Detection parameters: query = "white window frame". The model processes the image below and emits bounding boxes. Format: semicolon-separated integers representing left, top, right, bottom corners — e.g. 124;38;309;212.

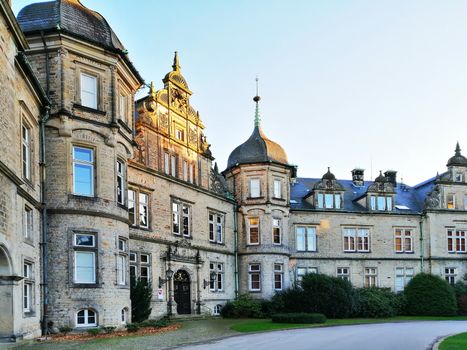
171;155;177;177
76;309;97;327
80;73;98;109
116;160;125;205
337;267;350;281
248;263;261;291
447;229;466;253
395;267;414;292
296;266;318;283
209;262;224;292
22;123;31;181
128;189;136;226
317;193;342;209
73;233;97;284
394;229;413;253
273;179;282;199
172;200;191;237
175;128;184;141
364;267;378;288
296;226;316;251
248;217;260;245
445;267;457;285
249;178;261;198
274;263;283;291
447;194;456;209
139;192;149;228
72;146;94;197
117;238;128;286
343;228;370;252
23;205;33;240
164;152;170;175
209;212;224;244
23;262;33;313
272;218;282;245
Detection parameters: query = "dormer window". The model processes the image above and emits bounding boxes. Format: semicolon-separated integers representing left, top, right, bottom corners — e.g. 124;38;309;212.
370;195;392;211
455;173;464;182
447;194;455;209
317;193;342;209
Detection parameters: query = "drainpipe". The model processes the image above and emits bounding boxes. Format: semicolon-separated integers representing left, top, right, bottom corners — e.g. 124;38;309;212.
40;30;50;336
419;215;424;273
232;177;239;298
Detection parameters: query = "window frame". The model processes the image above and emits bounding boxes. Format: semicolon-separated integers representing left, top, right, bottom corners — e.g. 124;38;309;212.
296;266;318;283
172;200;191;237
249;178;261;198
209;211;224;244
116;160;125;206
273;179;282;199
447;229;466;253
72;146;95;197
445;267;457;285
23;261;34;313
23;205;33;241
73;232;97;285
274;263;283;291
248;217;260;245
364;267;378;288
117;238;128;286
337;267;350;281
76;309;97;328
80;72;98;109
248;263;261;292
272;218;282;245
446;194;456;210
394;228;413;253
21;122;32;181
295;226;317;252
343;228;370;252
209;262;224;292
129;252;151;285
127;189;150;229
395;267;414;292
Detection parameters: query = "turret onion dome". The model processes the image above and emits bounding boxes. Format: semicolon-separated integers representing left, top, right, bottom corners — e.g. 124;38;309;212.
447;142;467;167
17;0;143;83
226;94;288;170
322;167;336;180
374;170;387;183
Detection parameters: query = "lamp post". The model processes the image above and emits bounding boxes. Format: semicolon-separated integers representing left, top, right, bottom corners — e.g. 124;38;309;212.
203;271;217;289
159;268;174;317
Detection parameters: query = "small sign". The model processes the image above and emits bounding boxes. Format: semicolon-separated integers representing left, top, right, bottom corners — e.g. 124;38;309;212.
157;289;164;300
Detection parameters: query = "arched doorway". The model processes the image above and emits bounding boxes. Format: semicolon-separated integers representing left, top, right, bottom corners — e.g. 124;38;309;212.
0;246;13;337
173;270;191;314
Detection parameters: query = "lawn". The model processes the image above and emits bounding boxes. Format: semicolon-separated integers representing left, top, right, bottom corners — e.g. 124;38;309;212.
439;332;467;350
230;316;467;333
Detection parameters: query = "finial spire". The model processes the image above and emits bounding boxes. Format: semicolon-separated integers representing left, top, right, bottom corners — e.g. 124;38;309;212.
253;76;261;127
149;81;155;96
172;51;180;71
455;141;461;156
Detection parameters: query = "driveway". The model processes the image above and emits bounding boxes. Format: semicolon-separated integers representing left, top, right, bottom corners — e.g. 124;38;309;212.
177;321;467;350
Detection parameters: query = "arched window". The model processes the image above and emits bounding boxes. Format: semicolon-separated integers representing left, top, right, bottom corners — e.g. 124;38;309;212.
213;304;222;316
76;309;97;327
121;308;128;324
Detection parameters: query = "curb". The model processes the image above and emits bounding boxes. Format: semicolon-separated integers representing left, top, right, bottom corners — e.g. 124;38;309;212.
431;334;450;350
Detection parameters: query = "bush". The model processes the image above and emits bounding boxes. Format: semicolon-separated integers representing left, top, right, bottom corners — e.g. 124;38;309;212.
220;294;263;318
300;273;356;318
59;326;73;335
405;273;457;316
126;323;140;333
86;328;101;336
130;278;152;323
355;288;397;318
272;313;326;324
140;318;170;328
100;326;116;334
454;274;467;315
270;288;305;314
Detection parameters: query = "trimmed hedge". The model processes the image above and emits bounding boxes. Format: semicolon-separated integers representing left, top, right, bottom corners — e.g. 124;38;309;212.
355;288;397;318
221;294;263;318
405;273;457;316
272;313;326;324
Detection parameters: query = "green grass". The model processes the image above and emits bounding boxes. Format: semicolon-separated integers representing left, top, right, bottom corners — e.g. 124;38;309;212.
439;332;467;350
230;316;467;333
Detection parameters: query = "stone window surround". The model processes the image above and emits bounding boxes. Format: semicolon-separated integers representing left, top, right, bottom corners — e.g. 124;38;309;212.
116;236;129;288
118;81;132;126
272;218;282;245
116;158;126;207
22;257;35;317
20;102;36;186
336;267;350;281
23;202;34;245
75;62;105;112
248;263;261;292
295;225;317;252
248;177;262;199
172;197;192;237
129;251;151;285
68;228;101;288
394;228;414;253
343;227;371;253
208;209;225;244
447;228;466;253
70;143;97;198
247;216;260;245
128;187;151;229
273;263;283;291
364;267;378;288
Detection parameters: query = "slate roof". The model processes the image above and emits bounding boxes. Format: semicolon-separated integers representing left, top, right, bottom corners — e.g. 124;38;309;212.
226;126;289;170
291;177;436;214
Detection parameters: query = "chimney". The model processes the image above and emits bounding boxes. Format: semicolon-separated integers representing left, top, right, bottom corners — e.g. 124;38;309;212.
384;170;397;187
351;168;364;186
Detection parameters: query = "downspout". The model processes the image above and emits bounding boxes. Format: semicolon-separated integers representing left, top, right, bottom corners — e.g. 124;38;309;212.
232;177;239;298
419;215;425;273
40;30;50;336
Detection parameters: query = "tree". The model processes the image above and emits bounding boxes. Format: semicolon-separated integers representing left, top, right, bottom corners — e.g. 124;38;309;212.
130;278;153;323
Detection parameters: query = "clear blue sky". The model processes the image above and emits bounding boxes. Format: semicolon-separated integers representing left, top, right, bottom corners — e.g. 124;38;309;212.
13;0;467;185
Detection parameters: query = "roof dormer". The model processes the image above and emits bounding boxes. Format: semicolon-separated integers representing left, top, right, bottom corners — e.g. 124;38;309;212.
307;168;344;209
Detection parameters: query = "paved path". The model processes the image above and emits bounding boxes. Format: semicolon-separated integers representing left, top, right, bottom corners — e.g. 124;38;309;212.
177;321;467;350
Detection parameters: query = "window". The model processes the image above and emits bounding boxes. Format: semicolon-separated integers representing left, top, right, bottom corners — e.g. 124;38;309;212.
23;206;33;240
272;219;282;245
183;161;188;181
189;163;194;183
249;178;261;198
296;267;318;283
209;212;224;244
128;190;136;225
445;267;457;285
364;267;377;287
248;264;261;291
395;229;413;253
119;94;127;123
273;179;282;199
213;304;222;316
337;267;350;281
248;217;259;245
80;73;97;109
139;193;149;228
456;173;463;182
23;262;33;313
127;189;150;228
76;309;96;327
343;228;369;252
130;252;151;285
317;193;342;209
198;159;202;185
296;226;316;251
172;200;191;237
447;194;456;209
395;267;414;292
121;308;128;324
74;233;96;284
171;155;177;177
117;238;128;286
164;152;169;174
370;195;392;211
73;146;94;196
447;229;466;253
22;124;31;181
209;262;224;292
116;160;125;205
274;264;283;290
175;129;184;141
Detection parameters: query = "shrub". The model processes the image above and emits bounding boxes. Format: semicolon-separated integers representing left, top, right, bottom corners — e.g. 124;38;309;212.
260;299;275;318
100;326;116;334
355;288;397;318
272;313;326;324
140;318;170;328
126;323;140;333
454;274;467;315
270;288;305;314
405;273;457;316
86;328;101;336
59;326;73;335
130;278;152;323
220;294;263;318
300;273;356;318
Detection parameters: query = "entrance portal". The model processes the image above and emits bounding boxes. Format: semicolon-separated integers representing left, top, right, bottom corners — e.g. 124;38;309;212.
173;270;191;314
0;246;13;337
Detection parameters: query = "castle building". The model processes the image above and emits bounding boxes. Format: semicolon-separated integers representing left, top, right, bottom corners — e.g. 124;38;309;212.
0;0;466;341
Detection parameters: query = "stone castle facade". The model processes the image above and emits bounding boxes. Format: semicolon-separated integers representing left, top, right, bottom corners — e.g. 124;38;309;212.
1;0;466;341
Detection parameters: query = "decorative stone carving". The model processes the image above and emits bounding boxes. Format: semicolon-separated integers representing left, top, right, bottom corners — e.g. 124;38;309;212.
425;185;441;209
58;115;72;137
210;163;227;195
